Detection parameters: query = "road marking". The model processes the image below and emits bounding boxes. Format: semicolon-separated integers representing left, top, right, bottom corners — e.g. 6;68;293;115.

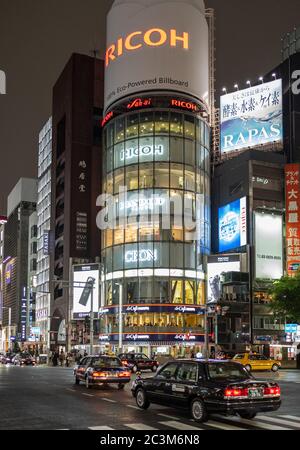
279;415;300;422
157;413;181;421
125;423;158;430
82;393;94;397
206;420;247;431
89;426;115;430
66;389;76;392
102;398;117;403
159;421;202;430
257;415;300;429
215;415;289;431
126;405;140;410
56;429;70;430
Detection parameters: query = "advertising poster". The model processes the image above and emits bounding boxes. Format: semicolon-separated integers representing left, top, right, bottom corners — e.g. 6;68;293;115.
73;264;99;319
218;197;247;252
254;212;283;280
220;79;283;154
207;255;241;304
285;164;300;276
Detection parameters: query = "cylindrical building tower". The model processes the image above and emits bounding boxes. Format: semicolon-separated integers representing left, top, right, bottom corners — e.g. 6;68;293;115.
100;0;211;358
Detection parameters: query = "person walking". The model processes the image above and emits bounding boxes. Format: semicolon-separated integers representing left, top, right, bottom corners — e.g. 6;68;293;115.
52;351;58;367
59;350;65;367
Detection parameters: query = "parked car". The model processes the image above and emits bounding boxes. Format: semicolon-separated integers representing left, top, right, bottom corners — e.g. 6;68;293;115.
74;355;131;389
12;353;36;366
118;353;159;373
132;359;281;422
232;353;281;372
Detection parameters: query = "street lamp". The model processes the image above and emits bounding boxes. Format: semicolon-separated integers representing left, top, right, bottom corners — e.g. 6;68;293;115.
222;87;227;95
259;76;264;84
246;80;251;87
234;84;239;91
272;73;277;80
3;307;12;352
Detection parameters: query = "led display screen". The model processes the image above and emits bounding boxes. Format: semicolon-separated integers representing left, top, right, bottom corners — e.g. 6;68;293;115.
218;197;247;252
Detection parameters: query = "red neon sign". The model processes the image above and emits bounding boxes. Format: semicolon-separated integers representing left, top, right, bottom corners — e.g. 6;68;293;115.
127;98;152;110
170;99;198;112
101;111;114;127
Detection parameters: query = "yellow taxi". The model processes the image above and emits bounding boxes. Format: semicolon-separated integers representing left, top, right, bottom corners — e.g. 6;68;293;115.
232;353;281;372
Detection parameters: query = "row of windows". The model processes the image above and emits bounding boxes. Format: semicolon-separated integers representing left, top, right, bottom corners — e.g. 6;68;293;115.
104;111;210;148
102;220;210;249
102;242;208;273
102;313;204;330
105;278;205;306
253;316;285;330
104;163;210;195
104;137;210;174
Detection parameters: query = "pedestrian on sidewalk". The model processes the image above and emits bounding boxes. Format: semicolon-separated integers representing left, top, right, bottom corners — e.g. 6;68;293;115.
59;350;65;367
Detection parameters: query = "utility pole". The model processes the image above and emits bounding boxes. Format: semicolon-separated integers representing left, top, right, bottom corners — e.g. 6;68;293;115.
89;278;95;356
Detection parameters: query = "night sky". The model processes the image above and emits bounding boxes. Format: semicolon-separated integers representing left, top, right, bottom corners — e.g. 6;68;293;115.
0;0;300;214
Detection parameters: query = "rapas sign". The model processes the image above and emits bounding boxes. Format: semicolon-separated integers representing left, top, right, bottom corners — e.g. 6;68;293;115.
220;79;283;154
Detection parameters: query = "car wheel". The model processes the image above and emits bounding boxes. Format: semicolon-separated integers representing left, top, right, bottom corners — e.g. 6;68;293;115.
85;376;92;389
239;411;257;420
74;376;80;385
132;365;138;373
118;383;125;390
245;364;252;372
151;365;158;372
271;364;279;372
136;388;150;410
190;398;208;423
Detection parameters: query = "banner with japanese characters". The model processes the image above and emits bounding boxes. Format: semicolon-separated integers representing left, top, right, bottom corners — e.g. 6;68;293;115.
285;164;300;276
220;79;283;154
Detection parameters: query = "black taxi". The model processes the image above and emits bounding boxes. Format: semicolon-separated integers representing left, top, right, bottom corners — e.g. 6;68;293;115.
74;355;131;390
132;359;281;422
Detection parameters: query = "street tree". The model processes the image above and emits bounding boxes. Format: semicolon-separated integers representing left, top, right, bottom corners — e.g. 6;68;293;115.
269;273;300;323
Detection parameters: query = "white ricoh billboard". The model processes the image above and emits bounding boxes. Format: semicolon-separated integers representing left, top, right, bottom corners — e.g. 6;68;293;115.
207;255;241;304
254;212;283;280
104;0;209;111
73;264;99;319
220;79;283;154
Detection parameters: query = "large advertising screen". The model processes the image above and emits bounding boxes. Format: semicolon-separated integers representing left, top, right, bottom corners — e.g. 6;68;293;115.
104;0;209;111
285;165;300;276
218;197;247;252
220;79;283;154
254;212;283;280
73;264;99;319
207;255;241;304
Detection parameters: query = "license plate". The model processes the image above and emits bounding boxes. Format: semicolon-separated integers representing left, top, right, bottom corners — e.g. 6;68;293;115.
248;388;263;399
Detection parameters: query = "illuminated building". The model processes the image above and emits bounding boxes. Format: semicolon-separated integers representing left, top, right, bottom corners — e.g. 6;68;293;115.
99;0;211;357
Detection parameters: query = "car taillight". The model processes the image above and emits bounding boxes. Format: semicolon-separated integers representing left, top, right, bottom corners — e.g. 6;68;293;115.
224;388;248;398
92;372;107;378
263;386;281;397
119;371;131;378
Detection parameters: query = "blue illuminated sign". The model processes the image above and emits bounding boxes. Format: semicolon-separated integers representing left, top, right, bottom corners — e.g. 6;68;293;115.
218;197;247;252
285;324;298;334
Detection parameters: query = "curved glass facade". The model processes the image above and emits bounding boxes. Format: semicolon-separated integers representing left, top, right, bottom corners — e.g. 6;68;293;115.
101;102;210;356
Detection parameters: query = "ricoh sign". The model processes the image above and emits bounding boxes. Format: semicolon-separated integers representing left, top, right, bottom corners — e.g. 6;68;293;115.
104;0;209;111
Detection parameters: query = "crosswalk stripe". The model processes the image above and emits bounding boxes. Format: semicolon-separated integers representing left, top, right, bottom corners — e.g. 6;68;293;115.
206;420;247;431
159;421;202;431
215;415;289;431
89;426;115;430
257;416;300;429
126;405;140;410
102;398;117;403
279;415;300;422
157;413;181;421
82;393;94;397
125;423;158;430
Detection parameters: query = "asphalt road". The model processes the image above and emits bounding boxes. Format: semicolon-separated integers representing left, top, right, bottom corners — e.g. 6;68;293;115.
0;365;300;430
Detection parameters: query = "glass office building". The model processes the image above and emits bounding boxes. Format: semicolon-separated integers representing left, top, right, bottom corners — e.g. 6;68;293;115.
100;94;211;357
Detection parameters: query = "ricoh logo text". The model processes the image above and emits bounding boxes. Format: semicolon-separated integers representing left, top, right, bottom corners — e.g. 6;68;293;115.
106;28;189;67
0;70;6;95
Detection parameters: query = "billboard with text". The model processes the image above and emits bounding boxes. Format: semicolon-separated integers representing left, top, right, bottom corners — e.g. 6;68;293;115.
218;197;247;252
221;79;283;154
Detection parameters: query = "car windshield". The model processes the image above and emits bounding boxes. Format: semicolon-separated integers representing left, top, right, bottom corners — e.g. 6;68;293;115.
207;363;250;381
91;357;121;368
